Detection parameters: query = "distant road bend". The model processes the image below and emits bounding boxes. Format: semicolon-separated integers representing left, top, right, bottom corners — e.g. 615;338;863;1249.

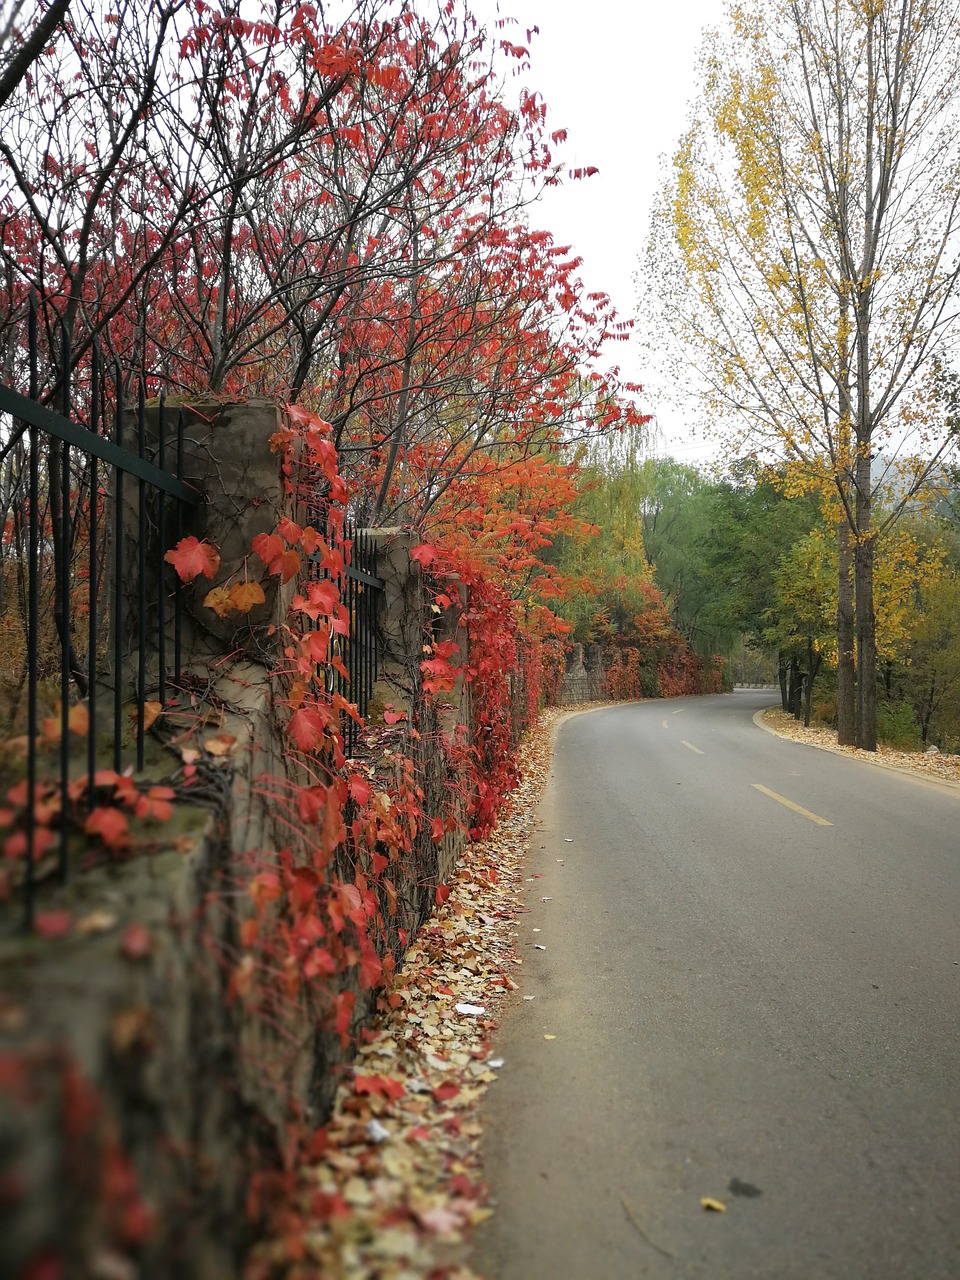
478;690;960;1280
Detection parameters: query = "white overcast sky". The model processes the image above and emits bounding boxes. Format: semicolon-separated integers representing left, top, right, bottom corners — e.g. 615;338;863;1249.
474;0;726;460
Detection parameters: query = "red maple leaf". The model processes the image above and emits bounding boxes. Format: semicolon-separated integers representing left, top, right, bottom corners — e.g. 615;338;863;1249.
164;536;220;583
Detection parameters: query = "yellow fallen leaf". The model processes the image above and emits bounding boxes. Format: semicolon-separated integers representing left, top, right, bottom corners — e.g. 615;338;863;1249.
701;1197;726;1212
543;1034;557;1040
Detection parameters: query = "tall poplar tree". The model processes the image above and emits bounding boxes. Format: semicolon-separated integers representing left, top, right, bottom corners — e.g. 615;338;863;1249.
651;0;960;749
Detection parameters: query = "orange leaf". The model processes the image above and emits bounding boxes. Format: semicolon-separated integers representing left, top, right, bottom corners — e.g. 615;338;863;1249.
230;580;266;613
203;733;237;757
68;702;89;735
164;536;220;583
203;586;235;618
140;701;163;731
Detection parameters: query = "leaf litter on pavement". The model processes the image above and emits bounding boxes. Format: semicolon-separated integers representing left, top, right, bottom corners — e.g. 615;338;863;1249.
247;706;583;1279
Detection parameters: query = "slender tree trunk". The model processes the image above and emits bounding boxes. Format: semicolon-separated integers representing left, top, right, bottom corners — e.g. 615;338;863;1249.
837;520;856;744
778;649;789;711
854;469;877;750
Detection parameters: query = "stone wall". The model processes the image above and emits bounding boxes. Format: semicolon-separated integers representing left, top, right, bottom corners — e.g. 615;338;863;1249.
559;643;607;705
0;405;473;1279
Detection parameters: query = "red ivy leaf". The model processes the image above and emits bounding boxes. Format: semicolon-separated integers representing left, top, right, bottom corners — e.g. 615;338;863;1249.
34;909;72;940
85;806;131;849
164;536;220;583
348;774;371;808
289;704;331;752
435;882;451;907
410;542;438;568
252;532;285;565
120;922;153;960
357;947;382;990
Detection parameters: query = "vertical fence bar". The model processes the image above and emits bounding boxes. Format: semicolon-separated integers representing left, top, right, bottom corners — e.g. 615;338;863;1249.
136;381;146;771
113;367;124;772
24;294;39;927
174;409;184;684
157;392;166;707
58;326;71;884
87;345;99;807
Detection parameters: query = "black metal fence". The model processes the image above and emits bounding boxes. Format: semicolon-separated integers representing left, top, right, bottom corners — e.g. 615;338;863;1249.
309;521;383;756
0;297;200;925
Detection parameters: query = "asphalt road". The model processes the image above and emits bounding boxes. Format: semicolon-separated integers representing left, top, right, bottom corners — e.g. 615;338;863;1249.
476;691;960;1279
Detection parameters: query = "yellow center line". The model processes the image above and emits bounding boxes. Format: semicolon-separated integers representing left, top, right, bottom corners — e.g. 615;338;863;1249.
752;784;833;827
661;719;669;729
681;739;704;755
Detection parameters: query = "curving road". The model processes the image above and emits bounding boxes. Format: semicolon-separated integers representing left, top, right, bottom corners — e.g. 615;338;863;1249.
476;691;960;1279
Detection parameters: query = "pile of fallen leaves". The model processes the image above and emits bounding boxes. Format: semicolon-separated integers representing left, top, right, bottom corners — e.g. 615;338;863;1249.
762;708;960;785
246;706;571;1280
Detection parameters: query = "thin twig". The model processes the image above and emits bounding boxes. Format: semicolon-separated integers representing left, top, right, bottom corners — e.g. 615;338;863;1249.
621;1196;675;1261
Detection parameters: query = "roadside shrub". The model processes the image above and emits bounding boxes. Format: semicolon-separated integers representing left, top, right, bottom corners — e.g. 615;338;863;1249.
876;699;921;750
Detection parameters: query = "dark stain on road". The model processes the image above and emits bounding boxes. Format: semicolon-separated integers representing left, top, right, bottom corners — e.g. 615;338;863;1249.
728;1177;763;1198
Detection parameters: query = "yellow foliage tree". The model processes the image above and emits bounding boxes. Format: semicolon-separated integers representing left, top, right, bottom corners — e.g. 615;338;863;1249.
651;0;960;749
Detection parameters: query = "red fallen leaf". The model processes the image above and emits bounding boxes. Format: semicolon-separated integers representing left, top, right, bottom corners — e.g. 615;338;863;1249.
432;1081;459;1103
309;1189;350;1221
355;1074;405;1102
304;1128;328;1161
164;536;220;583
448;1173;482;1197
410;542;438;568
435;882;451;907
120;923;152;960
34;909;72;940
406;1126;431;1144
85;806;131;849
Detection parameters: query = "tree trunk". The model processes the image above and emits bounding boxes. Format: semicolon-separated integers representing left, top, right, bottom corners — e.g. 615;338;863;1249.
803;637;821;728
778;649;789;711
837;521;856;745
